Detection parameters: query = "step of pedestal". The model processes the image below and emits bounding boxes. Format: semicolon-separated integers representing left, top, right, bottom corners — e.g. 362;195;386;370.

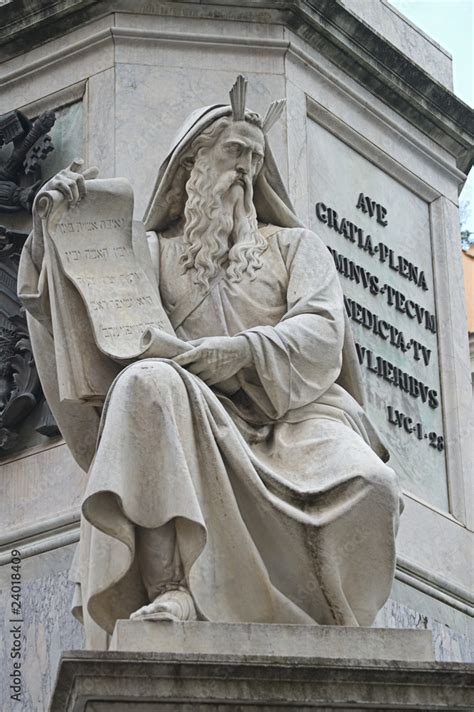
109;620;434;661
49;650;474;711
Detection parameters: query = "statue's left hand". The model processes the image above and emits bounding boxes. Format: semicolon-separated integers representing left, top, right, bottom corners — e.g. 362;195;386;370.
173;335;252;386
41;158;99;208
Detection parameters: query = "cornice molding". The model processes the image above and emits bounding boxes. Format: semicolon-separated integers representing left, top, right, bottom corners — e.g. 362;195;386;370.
0;510;80;566
0;1;472;171
0;0;99;58
306;87;461;200
286;0;473;173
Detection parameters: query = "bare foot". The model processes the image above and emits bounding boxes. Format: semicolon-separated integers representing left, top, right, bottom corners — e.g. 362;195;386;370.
130;587;197;622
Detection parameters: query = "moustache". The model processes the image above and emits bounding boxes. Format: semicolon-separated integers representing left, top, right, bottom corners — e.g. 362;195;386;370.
237;174;254;215
214;170;252;196
228;173;254;215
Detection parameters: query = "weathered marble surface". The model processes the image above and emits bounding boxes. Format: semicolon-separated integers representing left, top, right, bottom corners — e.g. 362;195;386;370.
110;619;434;661
49;649;474;711
341;0;453;89
307;117;447;509
375;598;473;663
0;442;85;536
36;174;173;369
0;545;84;712
2;550;471;712
0;7;471;710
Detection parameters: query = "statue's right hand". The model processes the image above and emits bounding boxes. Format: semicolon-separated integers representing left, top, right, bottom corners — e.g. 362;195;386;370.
41;158;99;208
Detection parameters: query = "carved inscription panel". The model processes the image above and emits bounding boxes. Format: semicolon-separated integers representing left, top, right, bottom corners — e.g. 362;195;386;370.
307;119;448;510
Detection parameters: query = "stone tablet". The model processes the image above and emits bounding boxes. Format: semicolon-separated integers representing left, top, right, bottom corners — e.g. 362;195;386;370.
37;178;174;361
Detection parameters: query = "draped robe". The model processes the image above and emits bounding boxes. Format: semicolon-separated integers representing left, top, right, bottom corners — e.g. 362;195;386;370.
19;218;402;647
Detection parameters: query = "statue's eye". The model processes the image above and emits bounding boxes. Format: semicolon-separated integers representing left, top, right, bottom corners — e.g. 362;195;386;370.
226;143;241;154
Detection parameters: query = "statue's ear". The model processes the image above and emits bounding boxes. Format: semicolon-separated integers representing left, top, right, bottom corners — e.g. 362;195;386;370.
180;154;194;171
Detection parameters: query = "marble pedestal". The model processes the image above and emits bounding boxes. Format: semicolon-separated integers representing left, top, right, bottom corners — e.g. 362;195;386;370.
49;622;474;710
109;620;434;661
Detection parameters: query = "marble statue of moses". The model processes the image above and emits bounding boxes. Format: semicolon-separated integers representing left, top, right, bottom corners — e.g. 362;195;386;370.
18;80;402;648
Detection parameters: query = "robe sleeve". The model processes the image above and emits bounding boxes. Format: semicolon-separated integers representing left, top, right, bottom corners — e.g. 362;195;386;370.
237;228;344;420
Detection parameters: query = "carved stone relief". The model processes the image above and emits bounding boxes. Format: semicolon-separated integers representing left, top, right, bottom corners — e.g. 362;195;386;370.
0;108;59;454
0;109;56;212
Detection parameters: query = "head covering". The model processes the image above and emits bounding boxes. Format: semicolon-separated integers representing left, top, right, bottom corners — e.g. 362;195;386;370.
143;105;304;232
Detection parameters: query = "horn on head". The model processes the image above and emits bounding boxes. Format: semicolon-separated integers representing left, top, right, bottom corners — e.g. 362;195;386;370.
263;99;286;133
230;75;248;121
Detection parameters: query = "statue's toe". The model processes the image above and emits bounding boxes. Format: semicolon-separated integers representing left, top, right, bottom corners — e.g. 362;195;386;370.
130;588;197;622
129;602;155;620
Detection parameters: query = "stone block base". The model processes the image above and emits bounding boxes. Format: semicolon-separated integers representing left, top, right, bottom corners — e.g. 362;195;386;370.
109;620;435;661
49;651;474;711
49;622;474;710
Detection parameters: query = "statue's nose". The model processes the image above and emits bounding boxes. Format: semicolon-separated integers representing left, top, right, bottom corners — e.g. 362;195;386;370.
236;153;251;174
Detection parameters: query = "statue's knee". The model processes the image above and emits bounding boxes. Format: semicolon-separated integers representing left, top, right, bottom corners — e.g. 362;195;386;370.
150;361;187;398
115;361;151;390
114;360;185;400
364;461;399;502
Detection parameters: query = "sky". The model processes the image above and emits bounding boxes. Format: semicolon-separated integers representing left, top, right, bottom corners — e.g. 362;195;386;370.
388;0;474;236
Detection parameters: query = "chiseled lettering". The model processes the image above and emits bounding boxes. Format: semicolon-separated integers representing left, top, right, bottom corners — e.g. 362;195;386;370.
355;192;388;226
64;249;82;262
318;207;430;295
382;285;436;334
91;295;154;312
327;247;379;295
411;340;432;366
101;321;156;339
315;202;327;223
377;242;428;291
84;247;109;260
355;342;439;409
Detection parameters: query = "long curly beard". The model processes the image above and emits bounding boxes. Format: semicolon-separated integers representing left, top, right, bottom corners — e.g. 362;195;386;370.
180;151;267;290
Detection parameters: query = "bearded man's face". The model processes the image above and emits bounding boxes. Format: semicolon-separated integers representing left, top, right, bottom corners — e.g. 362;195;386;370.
209;121;265;189
180;120;268;289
